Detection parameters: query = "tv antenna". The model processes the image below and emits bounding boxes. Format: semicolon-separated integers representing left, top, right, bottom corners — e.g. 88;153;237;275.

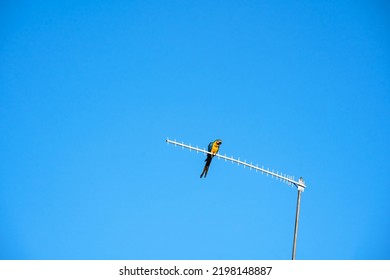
166;138;306;260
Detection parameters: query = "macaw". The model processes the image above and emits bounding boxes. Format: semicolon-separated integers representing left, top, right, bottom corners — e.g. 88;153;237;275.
200;139;222;178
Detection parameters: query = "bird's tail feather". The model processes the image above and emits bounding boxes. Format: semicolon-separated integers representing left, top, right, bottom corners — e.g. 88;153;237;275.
200;156;213;178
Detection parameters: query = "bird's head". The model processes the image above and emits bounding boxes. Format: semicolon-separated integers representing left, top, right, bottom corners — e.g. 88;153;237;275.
215;140;222;146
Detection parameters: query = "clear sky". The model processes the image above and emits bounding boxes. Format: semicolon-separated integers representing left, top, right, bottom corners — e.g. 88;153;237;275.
1;0;389;260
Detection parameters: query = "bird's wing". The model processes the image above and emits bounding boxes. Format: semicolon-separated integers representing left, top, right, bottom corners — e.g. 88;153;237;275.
207;142;213;152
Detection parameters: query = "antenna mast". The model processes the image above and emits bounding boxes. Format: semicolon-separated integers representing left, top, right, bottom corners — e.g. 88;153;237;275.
166;138;306;259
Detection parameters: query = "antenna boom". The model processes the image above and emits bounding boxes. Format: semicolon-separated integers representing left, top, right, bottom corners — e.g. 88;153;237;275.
166;138;306;190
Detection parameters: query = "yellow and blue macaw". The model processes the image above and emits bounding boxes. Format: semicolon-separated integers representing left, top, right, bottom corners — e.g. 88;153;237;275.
200;139;222;178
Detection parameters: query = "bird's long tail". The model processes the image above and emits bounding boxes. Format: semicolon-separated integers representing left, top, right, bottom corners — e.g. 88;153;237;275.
200;155;213;178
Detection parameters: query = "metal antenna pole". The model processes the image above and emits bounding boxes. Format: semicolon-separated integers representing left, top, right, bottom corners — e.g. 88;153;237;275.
292;177;305;260
166;138;307;259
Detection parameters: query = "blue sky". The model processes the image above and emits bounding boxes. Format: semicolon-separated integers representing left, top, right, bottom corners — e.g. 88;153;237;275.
1;0;389;260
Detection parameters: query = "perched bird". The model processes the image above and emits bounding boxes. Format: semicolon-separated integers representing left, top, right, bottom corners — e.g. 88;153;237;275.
200;139;222;178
